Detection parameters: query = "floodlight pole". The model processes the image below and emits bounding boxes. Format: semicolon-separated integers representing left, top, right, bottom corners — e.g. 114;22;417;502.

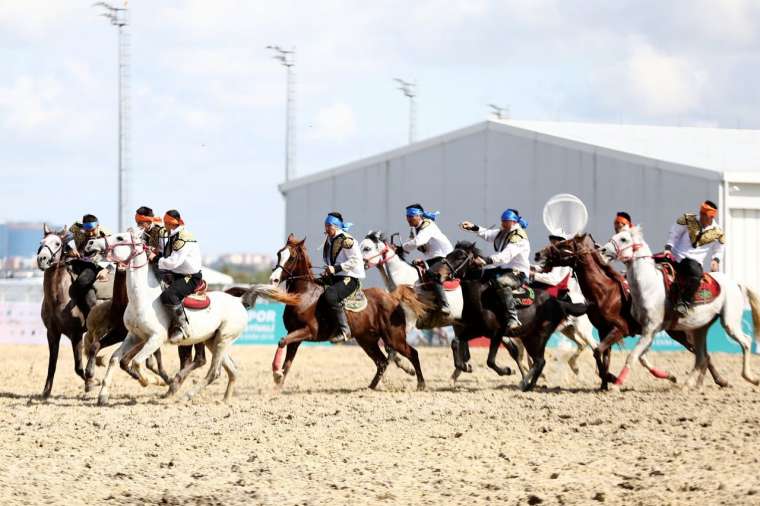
394;78;417;144
488;104;510;120
267;45;296;182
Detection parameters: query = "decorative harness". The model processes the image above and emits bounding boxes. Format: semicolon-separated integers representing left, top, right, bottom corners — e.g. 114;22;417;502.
37;233;65;267
99;235;151;269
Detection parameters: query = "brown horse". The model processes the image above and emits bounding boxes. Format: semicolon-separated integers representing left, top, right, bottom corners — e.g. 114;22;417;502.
534;234;727;389
249;234;429;390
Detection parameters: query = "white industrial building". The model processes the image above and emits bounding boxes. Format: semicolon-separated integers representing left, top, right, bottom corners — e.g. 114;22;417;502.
279;120;760;290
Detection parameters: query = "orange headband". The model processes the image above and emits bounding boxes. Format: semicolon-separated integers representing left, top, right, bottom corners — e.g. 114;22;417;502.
615;216;632;227
135;214;161;224
700;203;717;218
163;213;184;227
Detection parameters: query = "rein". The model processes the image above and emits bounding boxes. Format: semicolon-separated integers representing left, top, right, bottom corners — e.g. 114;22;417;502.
102;236;150;269
365;243;396;268
443;251;474;280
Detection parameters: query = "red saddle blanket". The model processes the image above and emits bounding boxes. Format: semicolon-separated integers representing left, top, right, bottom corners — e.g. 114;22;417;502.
513;285;537;307
442;279;460;291
657;262;721;305
183;280;210;310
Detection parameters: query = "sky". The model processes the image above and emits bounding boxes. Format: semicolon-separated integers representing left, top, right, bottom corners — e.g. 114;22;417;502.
2;0;760;255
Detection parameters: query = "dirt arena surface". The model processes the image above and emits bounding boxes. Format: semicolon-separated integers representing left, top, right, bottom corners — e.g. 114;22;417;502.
1;344;759;505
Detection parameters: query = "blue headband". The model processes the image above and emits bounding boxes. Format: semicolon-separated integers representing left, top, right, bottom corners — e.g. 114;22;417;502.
406;207;440;221
82;221;98;231
501;209;528;229
325;215;353;231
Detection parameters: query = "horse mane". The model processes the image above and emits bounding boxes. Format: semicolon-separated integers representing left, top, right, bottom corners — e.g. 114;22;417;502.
365;230;386;243
453;240;484;258
286;235;314;280
579;235;627;285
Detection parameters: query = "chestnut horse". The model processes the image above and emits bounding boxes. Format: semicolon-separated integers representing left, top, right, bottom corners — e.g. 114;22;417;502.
535;234;727;389
253;234;429;390
433;241;589;391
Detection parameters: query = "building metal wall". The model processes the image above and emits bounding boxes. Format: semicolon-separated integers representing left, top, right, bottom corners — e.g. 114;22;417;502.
283;124;721;288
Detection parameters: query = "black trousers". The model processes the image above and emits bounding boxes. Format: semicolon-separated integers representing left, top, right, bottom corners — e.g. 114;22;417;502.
323;276;360;310
424;256;445;281
69;260;102;299
482;268;525;289
676;258;703;302
160;272;202;306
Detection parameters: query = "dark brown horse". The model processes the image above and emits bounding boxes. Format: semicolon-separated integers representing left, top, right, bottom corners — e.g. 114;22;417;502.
248;234;429;390
433;241;588;391
534;234;727;389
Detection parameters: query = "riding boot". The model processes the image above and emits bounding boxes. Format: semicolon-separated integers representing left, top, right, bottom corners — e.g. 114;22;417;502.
496;285;521;332
675;275;701;317
77;289;98;320
329;309;352;344
166;303;190;344
432;282;451;315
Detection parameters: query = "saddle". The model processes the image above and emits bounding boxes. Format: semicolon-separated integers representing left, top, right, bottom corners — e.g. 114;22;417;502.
183;280;210;310
513;285;537;307
342;285;368;313
656;259;721;305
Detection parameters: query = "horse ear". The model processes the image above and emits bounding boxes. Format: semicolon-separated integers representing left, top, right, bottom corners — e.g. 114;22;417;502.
299;236;307;246
60;225;68;236
43;223;51;236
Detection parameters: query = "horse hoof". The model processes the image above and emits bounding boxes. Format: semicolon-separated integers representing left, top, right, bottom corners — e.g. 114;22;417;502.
273;370;284;385
668;374;678;384
416;382;426;391
97;395;109;406
95;356;107;367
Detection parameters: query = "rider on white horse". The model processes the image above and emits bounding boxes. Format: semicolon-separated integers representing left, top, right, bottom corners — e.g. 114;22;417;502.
146;210;203;344
321;212;365;343
614;211;633;234
460;209;530;332
664;200;724;316
66;214;111;319
400;204;453;314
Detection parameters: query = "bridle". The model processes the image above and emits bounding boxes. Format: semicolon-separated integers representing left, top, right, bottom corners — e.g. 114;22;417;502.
607;234;651;264
441;250;474;280
37;233;64;267
272;246;315;285
100;235;150;269
364;242;396;268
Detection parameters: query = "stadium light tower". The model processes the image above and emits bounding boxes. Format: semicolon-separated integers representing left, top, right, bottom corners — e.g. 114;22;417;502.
94;1;130;231
267;45;296;182
488;103;510;120
394;78;417;144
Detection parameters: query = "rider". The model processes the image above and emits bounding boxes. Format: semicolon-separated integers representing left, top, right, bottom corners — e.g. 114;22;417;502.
66;214;111;319
147;210;203;344
614;212;633;233
460;209;530;332
664;200;724;316
135;206;165;252
401;203;454;315
321;212;365;343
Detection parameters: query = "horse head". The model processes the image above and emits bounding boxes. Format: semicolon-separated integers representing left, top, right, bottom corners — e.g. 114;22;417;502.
601;226;644;264
361;230;389;269
270;233;311;285
36;224;67;271
534;234;593;270
434;241;483;280
85;229;143;265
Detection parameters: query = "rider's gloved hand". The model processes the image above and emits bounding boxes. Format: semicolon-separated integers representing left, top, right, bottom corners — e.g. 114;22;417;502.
459;221;477;231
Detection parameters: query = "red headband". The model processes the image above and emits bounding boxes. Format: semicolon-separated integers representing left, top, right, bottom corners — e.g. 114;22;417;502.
135;214;161;224
615;216;632;227
163;213;184;227
700;203;717;218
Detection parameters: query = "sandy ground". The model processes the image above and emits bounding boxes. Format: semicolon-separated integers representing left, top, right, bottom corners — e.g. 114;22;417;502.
1;343;760;506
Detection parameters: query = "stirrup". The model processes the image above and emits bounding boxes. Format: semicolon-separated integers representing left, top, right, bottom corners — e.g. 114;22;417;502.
329;331;351;344
673;301;689;317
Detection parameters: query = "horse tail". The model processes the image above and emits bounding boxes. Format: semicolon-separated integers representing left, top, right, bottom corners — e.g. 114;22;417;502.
742;286;760;345
390;285;429;319
238;284;301;309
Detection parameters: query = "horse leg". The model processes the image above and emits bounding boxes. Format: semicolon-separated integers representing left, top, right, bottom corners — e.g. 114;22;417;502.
502;337;528;379
273;327;311;384
130;334;168;387
637;350;677;382
69;332;86;382
486;334;513;377
98;333;142;406
166;345;205;397
722;319;759;386
221;352;238;402
184;338;227;401
614;332;655;387
386;342;415;376
146;349;172;386
451;337;473;374
560;325;585;376
119;341;144;381
519;339;547;392
84;338;101;392
42;329;62;399
594;329;622;390
386;327;426;390
280;341;302;386
682;329;709;389
356;338;390;390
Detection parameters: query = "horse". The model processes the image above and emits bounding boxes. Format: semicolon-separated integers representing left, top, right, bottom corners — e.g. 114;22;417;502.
36;225;89;398
260;234;429;390
601;226;760;388
85;230;249;405
360;230;597;377
432;241;588;391
535;234;728;389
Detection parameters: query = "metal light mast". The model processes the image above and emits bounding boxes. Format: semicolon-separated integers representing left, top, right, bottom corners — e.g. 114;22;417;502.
488;103;510;120
394;78;417;144
267;45;296;182
94;1;130;231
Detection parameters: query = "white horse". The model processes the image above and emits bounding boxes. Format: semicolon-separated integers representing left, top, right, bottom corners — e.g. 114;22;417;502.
85;230;249;405
360;231;596;376
602;225;760;388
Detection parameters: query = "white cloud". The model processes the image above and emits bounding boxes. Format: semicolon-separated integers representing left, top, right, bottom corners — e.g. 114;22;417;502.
0;76;64;131
307;103;357;142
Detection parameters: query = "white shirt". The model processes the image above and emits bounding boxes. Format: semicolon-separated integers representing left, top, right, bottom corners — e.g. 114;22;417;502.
532;265;572;286
158;227;202;275
323;233;366;279
666;220;724;270
472;224;531;277
402;219;453;261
